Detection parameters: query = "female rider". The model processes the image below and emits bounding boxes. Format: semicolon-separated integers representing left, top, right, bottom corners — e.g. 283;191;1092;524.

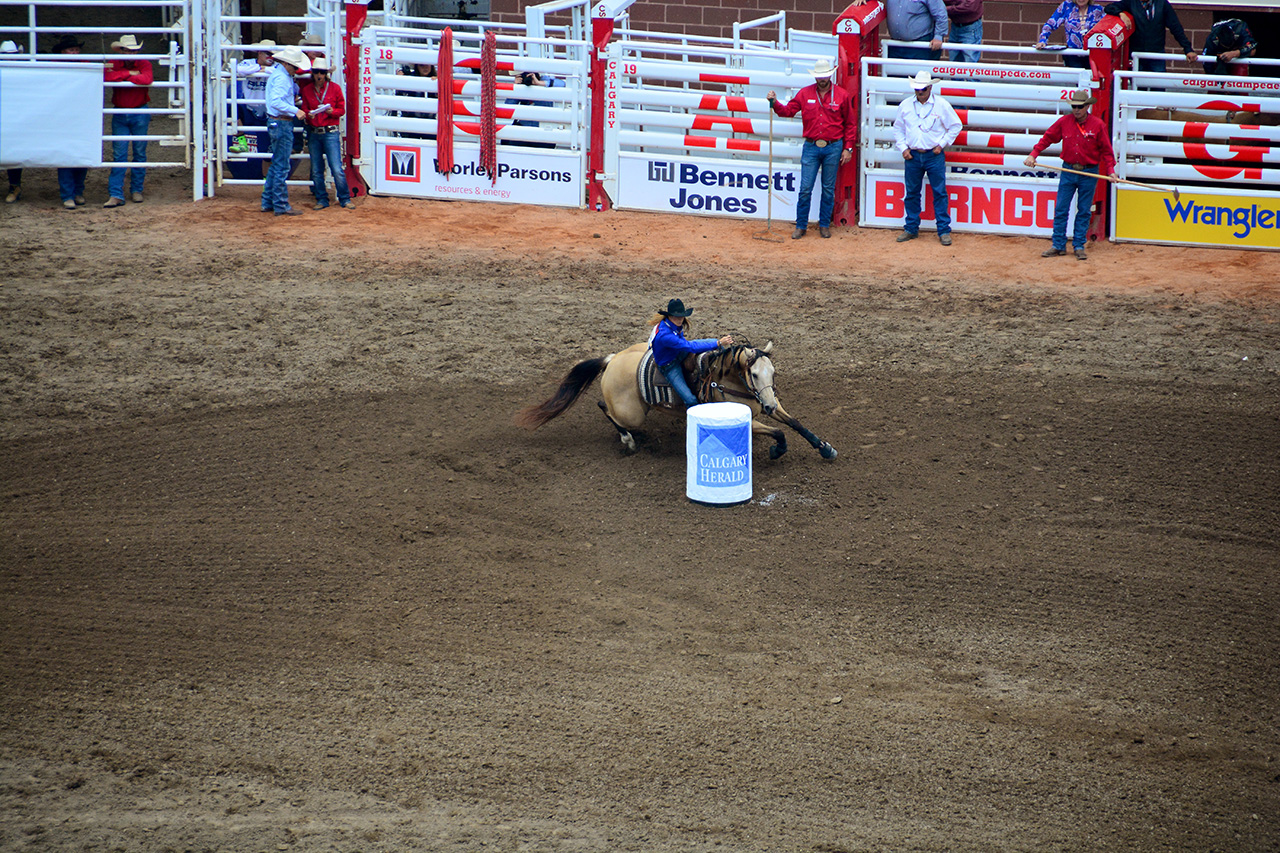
648;299;733;408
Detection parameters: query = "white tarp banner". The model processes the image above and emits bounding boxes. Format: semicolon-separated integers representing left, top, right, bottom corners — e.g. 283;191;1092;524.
372;142;584;207
0;63;103;168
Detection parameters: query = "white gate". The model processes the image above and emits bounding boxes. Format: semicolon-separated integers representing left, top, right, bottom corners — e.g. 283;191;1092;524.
859;49;1091;236
1110;67;1280;251
0;0;198;197
201;0;339;197
601;37;833;222
354;22;589;207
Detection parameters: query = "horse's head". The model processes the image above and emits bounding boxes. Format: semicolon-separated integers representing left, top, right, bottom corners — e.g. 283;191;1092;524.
745;346;779;415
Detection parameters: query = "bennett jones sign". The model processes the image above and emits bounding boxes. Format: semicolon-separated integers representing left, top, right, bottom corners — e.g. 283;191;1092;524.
615;153;822;222
373;142;584;207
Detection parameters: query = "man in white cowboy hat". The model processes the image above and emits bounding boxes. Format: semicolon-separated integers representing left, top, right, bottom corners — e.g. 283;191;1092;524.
261;45;311;215
892;70;962;246
102;34;153;207
766;58;855;239
1025;89;1117;261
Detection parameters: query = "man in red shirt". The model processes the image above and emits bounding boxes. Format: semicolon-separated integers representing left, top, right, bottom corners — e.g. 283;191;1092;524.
103;34;153;207
298;58;354;210
1025;89;1117;260
766;59;856;240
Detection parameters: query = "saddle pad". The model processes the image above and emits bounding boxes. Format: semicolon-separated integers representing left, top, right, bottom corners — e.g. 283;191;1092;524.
637;348;675;407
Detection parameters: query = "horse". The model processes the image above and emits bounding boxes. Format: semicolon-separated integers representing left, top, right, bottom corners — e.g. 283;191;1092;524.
516;340;837;461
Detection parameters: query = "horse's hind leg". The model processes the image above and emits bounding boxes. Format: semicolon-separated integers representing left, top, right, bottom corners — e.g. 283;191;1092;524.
599;400;638;453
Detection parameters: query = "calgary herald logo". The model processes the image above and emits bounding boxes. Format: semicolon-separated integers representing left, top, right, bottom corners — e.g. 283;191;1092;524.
385;146;419;182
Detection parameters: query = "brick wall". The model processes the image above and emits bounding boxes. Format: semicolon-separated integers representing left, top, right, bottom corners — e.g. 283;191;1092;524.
489;0;1223;58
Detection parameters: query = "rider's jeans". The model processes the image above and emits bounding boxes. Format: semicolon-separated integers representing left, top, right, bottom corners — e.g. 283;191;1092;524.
659;360;698;407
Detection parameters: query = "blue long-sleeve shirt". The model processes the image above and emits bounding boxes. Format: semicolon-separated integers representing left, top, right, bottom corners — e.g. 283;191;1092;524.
651;318;719;368
886;0;949;44
265;63;298;118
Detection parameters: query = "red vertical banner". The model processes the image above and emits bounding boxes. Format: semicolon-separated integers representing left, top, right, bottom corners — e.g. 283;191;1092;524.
588;14;614;211
436;29;455;175
480;31;497;185
343;0;371;196
833;2;886;226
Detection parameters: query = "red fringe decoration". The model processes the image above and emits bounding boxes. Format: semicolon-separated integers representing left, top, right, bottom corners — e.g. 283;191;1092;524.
435;29;454;176
480;31;497;185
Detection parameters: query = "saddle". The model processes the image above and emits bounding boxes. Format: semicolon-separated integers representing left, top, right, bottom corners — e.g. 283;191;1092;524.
638;348;677;407
638;349;720;408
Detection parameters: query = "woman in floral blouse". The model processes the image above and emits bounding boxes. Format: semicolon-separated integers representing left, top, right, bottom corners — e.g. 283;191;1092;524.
1034;0;1106;69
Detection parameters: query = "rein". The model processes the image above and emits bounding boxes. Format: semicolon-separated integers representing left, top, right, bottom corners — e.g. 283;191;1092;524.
697;342;774;407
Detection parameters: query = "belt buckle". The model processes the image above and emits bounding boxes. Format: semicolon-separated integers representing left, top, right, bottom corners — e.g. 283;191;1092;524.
814;139;829;148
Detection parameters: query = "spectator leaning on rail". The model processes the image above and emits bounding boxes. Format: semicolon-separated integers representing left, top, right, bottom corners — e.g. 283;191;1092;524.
1034;0;1106;70
505;69;567;149
766;58;856;240
2;39;22;204
1025;89;1117;262
1202;18;1257;76
647;299;734;409
893;70;962;247
1103;0;1196;73
102;34;153;208
299;58;354;211
261;46;311;216
883;0;949;61
944;0;983;63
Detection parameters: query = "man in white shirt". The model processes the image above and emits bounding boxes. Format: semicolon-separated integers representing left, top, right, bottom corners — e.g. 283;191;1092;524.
892;70;962;246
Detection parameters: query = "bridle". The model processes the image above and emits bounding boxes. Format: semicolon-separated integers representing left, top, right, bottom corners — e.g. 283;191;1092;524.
699;345;776;412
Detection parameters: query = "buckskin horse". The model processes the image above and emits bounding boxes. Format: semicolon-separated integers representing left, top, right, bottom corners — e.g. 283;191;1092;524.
516;340;837;461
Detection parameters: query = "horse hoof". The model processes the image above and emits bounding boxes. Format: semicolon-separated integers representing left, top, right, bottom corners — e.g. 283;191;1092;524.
769;444;785;460
819;443;838;460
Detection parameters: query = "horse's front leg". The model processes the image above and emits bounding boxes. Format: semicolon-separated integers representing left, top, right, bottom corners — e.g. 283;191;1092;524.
771;404;837;460
751;419;788;460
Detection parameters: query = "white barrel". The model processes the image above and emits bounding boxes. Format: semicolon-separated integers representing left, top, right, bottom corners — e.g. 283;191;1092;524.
686;402;753;505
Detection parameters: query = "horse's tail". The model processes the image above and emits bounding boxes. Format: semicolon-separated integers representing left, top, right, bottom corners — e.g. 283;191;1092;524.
515;356;609;430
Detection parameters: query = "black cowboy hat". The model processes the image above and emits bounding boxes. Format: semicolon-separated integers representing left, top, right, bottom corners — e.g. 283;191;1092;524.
660;298;693;318
52;35;85;52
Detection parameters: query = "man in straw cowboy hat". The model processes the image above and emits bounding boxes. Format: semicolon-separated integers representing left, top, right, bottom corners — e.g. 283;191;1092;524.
261;45;311;216
229;38;276;157
102;34;153;207
766;58;856;239
1025;89;1116;261
892;70;962;246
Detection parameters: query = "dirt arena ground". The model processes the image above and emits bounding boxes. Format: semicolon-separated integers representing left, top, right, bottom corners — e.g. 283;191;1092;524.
2;167;1278;852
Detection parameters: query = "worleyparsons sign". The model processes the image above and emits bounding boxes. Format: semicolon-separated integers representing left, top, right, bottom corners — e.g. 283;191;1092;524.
372;142;584;207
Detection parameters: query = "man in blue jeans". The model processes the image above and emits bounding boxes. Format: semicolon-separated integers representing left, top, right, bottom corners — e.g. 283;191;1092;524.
766;58;856;240
1025;89;1117;261
261;46;311;216
892;71;962;246
103;35;152;208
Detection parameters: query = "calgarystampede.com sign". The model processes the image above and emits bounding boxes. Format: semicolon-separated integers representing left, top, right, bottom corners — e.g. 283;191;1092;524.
372;142;584;207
